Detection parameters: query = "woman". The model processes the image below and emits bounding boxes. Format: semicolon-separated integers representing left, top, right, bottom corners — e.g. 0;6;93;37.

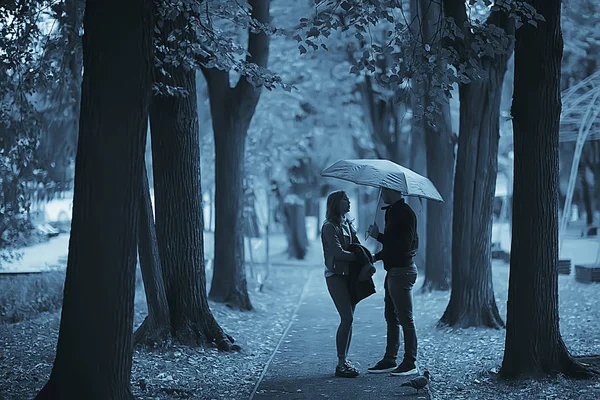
321;190;360;378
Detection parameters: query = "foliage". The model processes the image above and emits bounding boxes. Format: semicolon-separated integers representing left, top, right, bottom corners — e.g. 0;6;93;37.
294;0;542;120
154;0;293;95
561;0;600;86
0;1;63;251
0;270;65;323
244;0;363;197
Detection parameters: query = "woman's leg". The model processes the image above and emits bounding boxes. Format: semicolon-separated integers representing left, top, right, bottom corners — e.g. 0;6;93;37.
345;304;356;356
326;275;354;366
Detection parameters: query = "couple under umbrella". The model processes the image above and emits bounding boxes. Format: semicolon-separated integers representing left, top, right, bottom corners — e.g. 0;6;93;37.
320;159;442;378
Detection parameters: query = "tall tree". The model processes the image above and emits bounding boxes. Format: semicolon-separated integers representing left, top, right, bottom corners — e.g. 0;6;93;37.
150;11;237;348
134;161;171;346
439;2;514;328
499;0;596;378
35;0;154;397
201;0;270;310
417;0;454;292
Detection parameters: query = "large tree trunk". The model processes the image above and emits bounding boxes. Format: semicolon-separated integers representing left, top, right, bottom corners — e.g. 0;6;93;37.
150;29;236;349
134;162;171;346
407;0;427;273
283;200;309;259
440;61;508;328
499;0;595;379
418;0;453;292
209;102;253;309
35;0;153;397
421;96;454;292
439;8;512;328
201;0;270;311
408;132;427;272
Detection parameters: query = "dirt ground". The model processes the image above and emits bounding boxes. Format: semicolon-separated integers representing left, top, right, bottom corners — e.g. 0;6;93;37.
0;263;310;400
416;261;600;400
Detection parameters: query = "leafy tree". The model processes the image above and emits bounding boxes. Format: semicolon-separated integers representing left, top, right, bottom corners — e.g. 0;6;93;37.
561;0;600;88
34;0;154;396
35;0;84;188
439;0;516;328
0;1;57;252
296;0;457;289
201;0;271;310
149;4;240;346
412;0;454;292
499;0;598;379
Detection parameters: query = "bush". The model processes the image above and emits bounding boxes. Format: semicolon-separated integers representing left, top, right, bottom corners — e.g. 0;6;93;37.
0;271;65;323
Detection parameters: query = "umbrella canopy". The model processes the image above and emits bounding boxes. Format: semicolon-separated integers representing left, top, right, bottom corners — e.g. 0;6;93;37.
321;159;444;202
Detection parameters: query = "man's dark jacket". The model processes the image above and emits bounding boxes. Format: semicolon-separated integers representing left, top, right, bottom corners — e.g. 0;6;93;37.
374;198;419;270
348;244;376;305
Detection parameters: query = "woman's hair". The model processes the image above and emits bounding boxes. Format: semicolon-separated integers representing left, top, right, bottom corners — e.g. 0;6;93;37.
325;190;346;224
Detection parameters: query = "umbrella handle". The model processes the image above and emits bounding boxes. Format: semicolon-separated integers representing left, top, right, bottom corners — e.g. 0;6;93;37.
365;187;383;241
374;186;382;224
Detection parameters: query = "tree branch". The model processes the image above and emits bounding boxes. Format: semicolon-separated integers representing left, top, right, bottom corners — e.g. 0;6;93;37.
201;67;230;101
487;5;515;36
443;0;515;66
234;0;270;110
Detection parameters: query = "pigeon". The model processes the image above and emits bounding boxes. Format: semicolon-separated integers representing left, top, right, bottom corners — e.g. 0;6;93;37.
400;370;430;394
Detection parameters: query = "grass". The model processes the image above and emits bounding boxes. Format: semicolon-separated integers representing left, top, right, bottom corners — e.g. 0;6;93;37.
0;272;65;323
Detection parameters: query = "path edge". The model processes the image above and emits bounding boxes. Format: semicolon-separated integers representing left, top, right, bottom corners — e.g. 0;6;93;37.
248;268;315;400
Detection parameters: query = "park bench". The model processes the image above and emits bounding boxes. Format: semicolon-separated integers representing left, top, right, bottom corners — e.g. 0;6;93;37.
558;259;571;275
575;264;600;283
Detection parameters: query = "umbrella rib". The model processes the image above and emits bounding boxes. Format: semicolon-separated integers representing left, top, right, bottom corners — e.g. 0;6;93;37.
320;174;382;189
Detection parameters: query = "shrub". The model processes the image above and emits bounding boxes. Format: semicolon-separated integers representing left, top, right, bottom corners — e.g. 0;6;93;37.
0;271;65;323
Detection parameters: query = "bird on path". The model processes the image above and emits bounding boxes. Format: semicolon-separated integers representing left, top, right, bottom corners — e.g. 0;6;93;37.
400;370;430;394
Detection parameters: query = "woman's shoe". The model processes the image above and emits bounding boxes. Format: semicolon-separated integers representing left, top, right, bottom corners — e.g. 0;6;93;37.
335;362;359;378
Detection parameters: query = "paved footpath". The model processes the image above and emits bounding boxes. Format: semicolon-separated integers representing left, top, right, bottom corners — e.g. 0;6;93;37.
251;266;430;400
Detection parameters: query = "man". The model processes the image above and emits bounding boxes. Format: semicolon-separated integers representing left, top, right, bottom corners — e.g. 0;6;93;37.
367;187;419;376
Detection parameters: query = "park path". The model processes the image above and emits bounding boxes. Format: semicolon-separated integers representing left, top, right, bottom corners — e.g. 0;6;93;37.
250;265;431;400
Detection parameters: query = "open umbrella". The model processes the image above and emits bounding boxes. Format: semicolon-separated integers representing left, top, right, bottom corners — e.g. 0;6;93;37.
321;159;444;202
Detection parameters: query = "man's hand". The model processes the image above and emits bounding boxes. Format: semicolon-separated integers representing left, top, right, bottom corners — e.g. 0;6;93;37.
368;223;380;239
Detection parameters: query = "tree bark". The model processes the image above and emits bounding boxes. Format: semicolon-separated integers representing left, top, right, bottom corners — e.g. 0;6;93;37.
500;0;596;379
134;161;171;346
407;0;427;273
208;100;253;310
440;62;507;328
201;0;270;311
359;74;411;166
439;5;512;328
150;19;236;349
421;95;454;292
418;0;453;292
34;0;153;397
284;201;308;259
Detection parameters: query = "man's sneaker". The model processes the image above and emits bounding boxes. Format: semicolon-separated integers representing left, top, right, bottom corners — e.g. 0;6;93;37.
335;362;359;378
390;360;418;376
367;358;397;374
